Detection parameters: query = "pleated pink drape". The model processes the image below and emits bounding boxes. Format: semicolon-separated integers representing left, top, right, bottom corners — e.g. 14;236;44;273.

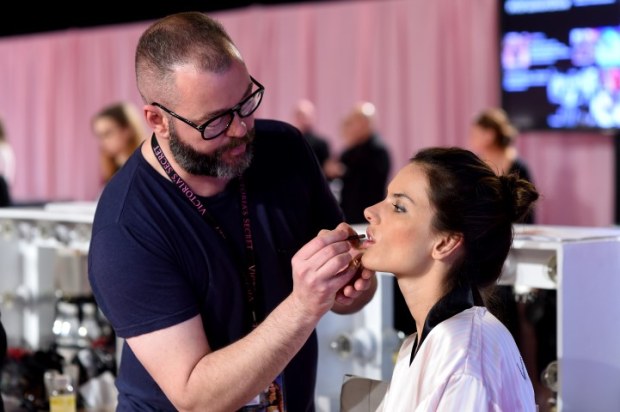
0;0;614;226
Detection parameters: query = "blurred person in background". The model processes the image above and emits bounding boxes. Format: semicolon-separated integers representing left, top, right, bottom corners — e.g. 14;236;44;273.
0;117;15;207
470;107;555;410
469;107;535;223
326;101;391;225
92;102;147;186
292;99;331;174
324;102;400;341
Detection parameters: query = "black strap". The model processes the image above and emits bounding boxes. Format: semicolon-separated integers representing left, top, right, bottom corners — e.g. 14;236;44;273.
151;134;260;328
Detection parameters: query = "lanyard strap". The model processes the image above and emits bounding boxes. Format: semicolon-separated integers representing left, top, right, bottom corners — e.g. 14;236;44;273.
151;134;260;328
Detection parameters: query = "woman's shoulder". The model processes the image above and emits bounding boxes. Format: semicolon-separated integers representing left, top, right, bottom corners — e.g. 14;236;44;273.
427;307;516;357
393;332;418;364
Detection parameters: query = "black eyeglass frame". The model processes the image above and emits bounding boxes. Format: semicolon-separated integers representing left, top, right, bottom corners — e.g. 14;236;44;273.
152;76;265;140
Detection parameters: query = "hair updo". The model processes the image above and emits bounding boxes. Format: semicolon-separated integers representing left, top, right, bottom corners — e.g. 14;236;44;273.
411;147;539;291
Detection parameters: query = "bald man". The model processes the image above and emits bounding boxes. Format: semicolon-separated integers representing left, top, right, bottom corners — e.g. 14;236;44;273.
292;99;331;171
336;102;391;224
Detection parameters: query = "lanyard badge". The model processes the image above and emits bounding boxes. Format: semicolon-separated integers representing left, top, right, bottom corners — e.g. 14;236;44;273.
242;373;286;412
151;135;286;411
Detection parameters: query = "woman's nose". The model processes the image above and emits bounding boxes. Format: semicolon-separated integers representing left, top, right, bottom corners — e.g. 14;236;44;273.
364;205;375;223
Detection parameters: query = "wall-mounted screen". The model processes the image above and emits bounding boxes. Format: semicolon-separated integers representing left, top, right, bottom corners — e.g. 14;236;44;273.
500;0;620;131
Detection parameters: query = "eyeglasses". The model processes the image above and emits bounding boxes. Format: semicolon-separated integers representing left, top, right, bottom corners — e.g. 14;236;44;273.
152;76;265;140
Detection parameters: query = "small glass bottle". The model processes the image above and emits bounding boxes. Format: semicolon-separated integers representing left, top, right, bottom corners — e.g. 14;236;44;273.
54;300;80;347
79;302;102;347
49;373;77;412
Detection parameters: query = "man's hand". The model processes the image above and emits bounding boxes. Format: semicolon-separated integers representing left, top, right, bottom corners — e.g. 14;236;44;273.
290;223;361;320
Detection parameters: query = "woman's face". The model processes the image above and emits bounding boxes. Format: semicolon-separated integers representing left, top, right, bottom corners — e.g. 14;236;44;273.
360;163;438;278
469;124;494;154
93;116;131;158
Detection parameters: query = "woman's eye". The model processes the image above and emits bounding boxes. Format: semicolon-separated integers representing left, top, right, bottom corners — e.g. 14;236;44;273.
392;203;406;213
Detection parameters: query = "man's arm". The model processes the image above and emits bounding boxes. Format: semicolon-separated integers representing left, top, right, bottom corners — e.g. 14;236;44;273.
126;227;360;412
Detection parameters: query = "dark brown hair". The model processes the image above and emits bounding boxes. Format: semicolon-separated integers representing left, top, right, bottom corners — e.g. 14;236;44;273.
411;147;539;293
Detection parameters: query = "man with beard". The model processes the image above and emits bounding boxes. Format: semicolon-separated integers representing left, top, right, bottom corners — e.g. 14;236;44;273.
87;12;377;412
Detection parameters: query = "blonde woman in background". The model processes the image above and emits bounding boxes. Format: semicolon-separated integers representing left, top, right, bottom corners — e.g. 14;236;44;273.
469;107;535;223
92;102;147;186
470;108;555;410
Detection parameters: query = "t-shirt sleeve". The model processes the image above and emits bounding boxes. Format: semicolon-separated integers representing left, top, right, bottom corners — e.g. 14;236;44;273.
88;223;199;338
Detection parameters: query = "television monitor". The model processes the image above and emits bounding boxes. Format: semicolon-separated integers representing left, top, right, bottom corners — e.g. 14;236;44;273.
500;0;620;131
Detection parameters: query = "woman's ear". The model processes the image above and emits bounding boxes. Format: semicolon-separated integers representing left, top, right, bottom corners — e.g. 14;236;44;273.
432;232;463;261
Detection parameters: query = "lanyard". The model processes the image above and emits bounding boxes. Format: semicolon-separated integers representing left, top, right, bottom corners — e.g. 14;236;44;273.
150;134;260;329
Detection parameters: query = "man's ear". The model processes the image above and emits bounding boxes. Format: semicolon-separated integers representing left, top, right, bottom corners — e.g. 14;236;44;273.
432;232;463;261
144;104;169;138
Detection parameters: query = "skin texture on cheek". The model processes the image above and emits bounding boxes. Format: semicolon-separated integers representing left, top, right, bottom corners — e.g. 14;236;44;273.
361;163;438;278
168;119;255;178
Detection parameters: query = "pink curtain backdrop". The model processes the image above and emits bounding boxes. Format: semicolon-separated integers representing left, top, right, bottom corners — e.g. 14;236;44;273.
0;0;615;226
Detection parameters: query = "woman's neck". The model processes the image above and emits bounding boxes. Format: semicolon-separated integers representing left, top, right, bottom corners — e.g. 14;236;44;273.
397;270;446;341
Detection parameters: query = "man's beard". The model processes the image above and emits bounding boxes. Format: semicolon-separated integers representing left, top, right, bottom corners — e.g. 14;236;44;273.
168;122;254;178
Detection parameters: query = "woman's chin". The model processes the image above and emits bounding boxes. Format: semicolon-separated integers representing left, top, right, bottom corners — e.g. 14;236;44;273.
360;255;380;273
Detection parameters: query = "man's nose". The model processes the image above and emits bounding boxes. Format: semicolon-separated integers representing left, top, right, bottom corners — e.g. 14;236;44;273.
226;112;247;138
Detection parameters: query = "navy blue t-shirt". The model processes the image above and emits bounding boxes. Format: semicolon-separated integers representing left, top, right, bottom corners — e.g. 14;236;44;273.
88;119;343;411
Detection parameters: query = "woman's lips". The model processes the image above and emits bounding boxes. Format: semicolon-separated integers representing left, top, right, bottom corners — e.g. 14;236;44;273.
365;230;375;242
359;230;374;249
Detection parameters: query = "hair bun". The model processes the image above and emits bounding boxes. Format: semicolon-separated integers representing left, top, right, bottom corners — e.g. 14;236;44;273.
499;173;539;223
